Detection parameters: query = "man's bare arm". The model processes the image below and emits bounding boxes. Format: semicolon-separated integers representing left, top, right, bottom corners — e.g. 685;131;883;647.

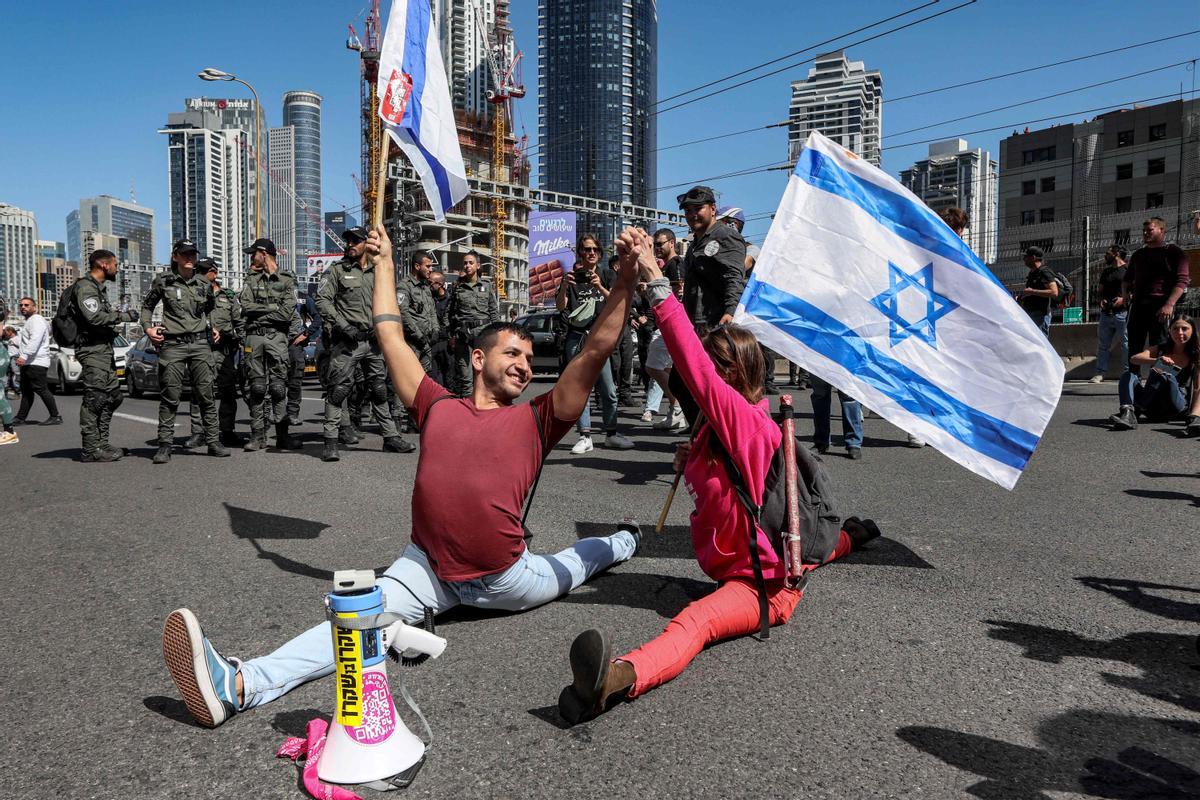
368;225;425;407
552;228;648;420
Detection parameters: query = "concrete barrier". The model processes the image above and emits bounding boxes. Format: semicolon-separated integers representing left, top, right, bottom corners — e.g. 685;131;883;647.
1049;322;1124;380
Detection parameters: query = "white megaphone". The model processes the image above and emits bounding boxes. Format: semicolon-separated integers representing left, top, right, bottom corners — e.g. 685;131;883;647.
317;570;446;791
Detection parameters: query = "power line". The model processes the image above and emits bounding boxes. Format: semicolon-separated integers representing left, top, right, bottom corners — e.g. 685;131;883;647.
652;0;940;107
887;29;1200;103
654;0;978;116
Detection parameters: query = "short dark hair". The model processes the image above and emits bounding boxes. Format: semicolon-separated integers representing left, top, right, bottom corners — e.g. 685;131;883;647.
653;228;676;244
1108;244;1130;260
411;249;433;268
473;321;533;351
608;254;620;267
938;207;968;234
1147;216;1166;230
465;249;481;261
20;296;36;304
89;249;117;270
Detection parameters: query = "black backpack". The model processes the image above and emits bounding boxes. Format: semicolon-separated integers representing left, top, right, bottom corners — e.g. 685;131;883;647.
1046;269;1073;308
51;281;83;347
711;413;844;639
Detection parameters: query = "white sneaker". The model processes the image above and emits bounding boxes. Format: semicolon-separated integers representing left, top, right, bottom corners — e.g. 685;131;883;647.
654;408;683;430
570;436;594;454
1088;374;1104;384
669;409;687;431
639;409;654;422
0;431;18;446
605;433;635;450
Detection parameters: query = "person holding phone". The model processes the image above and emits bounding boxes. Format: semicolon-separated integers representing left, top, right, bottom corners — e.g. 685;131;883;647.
1109;314;1198;432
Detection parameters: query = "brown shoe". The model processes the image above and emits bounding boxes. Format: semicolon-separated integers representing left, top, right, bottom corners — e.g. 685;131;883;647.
557;629;636;725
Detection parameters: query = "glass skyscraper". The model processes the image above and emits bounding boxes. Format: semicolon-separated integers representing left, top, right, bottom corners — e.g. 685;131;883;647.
282;91;322;280
537;0;657;245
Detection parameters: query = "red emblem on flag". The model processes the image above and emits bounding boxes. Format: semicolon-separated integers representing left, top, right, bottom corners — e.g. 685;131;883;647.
380;69;414;124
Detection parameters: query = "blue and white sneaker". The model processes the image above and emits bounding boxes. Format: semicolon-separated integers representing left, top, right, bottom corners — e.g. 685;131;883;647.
162;608;240;728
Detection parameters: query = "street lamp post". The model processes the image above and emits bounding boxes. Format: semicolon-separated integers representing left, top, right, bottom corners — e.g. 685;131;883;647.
199;68;263;239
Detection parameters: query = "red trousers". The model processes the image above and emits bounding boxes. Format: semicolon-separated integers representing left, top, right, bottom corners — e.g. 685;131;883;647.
621;530;853;697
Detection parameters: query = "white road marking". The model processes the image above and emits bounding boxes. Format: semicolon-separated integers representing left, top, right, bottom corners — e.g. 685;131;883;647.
113;412;175;426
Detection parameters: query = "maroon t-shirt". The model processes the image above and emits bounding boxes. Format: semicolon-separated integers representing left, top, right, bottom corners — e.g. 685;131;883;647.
409;376;575;581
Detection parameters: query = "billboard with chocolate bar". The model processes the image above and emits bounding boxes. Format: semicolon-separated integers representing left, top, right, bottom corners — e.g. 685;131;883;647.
528;211;576;306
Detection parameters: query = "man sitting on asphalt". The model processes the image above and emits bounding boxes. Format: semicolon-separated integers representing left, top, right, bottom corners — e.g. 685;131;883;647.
160;223;646;728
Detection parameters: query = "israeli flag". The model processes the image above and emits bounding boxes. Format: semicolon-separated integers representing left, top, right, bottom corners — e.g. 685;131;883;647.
377;0;469;221
736;132;1063;489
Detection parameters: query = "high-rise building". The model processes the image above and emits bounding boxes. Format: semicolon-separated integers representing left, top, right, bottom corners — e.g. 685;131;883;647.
267;125;298;280
324;210;357;253
787;50;882;167
159;106;255;289
81;230;143;268
901;139;998;263
183;97;268;242
537;0;657;244
75;196;156;268
66;210;81;264
36;240;71;310
281;91;323;282
0;204;37;307
434;0;515;118
994;98;1200;288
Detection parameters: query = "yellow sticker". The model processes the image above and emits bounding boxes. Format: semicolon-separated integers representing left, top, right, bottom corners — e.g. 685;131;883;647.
333;613;363;726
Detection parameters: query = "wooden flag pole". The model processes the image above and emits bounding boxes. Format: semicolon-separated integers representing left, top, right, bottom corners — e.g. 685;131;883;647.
655;414;704;534
372;144;390;228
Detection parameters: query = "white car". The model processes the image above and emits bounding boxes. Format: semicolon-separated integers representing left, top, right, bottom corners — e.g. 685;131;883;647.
47;335;132;394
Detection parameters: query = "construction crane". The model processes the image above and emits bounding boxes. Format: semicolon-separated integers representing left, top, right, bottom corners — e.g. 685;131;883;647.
348;1;384;224
474;0;525;301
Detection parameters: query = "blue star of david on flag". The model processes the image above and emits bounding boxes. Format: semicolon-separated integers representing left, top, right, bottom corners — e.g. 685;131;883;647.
869;262;958;348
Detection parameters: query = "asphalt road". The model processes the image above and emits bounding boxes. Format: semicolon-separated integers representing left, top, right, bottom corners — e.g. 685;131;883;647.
2;378;1197;799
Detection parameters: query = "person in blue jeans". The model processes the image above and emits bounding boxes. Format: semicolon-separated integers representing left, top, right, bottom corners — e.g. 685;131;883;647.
161;224;650;729
810;376;864;459
1091;245;1129;383
1108;314;1198;432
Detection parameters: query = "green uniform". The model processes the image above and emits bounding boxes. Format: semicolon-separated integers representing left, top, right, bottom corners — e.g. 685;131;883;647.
398;273;438;373
188;287;243;437
74;274;139;455
239;268;296;436
140;268;218;445
315;257;398;440
447;276;498;394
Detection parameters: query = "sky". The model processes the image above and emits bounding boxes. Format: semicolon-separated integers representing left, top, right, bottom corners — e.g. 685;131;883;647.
1;0;1197;262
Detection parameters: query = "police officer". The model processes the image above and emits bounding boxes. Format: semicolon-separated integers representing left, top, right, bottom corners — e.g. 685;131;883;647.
429;269;451;386
186;259;244;447
285;294;318;427
678;185;747;330
446;249;497;394
316;226;414;461
239;238;298;451
73;249;139;461
141;239;231;464
398;249;439;373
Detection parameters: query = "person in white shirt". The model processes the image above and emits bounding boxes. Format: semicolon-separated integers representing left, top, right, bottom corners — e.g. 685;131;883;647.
14;297;62;425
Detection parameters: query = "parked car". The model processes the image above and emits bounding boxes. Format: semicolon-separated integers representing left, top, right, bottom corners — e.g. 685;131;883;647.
47;336;131;394
123;334;162;397
515;311;562;374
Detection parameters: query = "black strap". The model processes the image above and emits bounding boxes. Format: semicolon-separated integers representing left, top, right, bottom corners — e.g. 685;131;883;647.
710;432;771;640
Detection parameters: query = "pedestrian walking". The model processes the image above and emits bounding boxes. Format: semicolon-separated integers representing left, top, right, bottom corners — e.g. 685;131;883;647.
1019;246;1058;335
239;238;298;452
73;250;139;461
1091;245;1129;384
13;297;62;426
141;240;230;463
315;226;414;461
447;250;498;394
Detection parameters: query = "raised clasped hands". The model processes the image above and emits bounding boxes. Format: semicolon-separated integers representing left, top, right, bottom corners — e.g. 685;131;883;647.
615;227;661;285
366;224;392;266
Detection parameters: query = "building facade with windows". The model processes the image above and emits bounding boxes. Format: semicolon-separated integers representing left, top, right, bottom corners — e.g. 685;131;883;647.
281;91;323;282
183;97;267;243
901;139;998;263
324;210;357;253
70;196;156;270
788;50;882;167
537;0;657;244
995;98;1200;290
0;203;37;309
159;108;254;289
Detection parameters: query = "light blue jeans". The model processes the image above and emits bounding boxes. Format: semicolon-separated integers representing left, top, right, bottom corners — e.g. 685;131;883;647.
1096;311;1128;375
237;533;637;710
564;329;619;435
810;376;864;449
643;379;664;415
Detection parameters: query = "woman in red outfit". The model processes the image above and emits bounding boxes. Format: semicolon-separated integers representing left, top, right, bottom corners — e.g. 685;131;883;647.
557;228;880;725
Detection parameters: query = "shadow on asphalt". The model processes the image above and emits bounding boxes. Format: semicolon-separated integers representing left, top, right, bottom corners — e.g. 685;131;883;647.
1075;577;1200;624
1070;418;1117;429
898;711;1200;798
843;538;935;569
574;521;694;559
559;456;674;485
1141;470;1200;479
30;448;82;461
143;695;204;728
1123;488;1200;507
224;504;388;582
557;570;714;618
985;619;1200;713
526;704;572;730
270;708;328;739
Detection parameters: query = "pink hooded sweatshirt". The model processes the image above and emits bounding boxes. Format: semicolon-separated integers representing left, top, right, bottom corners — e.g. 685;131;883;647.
654;293;784;583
